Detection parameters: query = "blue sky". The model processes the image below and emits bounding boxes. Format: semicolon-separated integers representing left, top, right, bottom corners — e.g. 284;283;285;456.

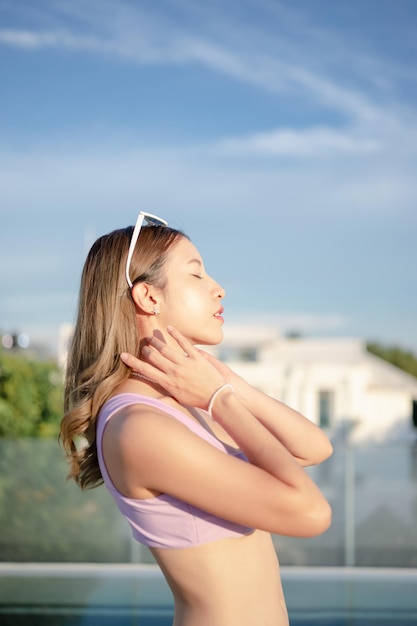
1;0;416;355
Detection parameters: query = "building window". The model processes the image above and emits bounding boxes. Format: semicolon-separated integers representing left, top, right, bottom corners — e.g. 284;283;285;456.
318;390;334;429
219;346;258;362
238;347;258;362
412;400;417;429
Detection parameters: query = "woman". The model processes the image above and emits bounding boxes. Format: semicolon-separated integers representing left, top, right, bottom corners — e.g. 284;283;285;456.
60;212;332;626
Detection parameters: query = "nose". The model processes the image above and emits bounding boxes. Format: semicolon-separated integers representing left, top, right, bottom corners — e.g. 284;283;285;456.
215;282;226;299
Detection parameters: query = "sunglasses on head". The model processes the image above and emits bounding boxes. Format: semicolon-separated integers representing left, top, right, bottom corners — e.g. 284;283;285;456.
125;211;168;288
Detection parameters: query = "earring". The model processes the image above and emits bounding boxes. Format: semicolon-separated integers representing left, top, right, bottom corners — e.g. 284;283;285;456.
152;306;160;316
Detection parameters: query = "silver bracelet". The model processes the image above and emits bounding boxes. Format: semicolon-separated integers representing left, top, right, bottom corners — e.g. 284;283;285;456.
207;383;234;419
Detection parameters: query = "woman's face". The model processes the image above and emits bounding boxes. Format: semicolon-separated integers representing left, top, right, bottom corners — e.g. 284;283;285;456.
159;237;225;345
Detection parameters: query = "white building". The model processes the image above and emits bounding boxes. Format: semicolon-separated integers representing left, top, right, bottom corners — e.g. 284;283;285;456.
206;325;417;443
59;321;417;443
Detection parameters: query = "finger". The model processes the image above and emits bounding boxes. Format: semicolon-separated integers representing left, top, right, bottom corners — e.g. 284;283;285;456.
141;344;173;369
120;352;142;369
196;348;215;362
146;336;189;363
195;349;223;370
120;351;166;381
166;325;196;356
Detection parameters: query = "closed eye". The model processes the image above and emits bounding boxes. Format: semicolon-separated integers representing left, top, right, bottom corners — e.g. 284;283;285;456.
192;274;203;279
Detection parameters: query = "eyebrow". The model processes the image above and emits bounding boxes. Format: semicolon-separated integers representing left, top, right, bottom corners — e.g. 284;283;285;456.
187;258;202;266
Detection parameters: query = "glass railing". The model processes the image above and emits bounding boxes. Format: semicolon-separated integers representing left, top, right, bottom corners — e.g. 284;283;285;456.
1;439;416;566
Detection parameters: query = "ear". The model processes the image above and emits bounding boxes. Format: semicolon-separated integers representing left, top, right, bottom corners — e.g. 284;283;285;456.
130;282;161;315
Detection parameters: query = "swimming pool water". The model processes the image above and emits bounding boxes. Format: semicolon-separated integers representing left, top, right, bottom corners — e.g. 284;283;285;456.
1;564;416;625
1;609;417;626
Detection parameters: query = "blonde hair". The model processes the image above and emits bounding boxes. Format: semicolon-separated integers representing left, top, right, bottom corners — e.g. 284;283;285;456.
59;223;186;489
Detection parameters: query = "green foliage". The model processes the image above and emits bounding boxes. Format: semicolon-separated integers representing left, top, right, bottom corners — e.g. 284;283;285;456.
0;440;134;562
366;342;417;379
0;354;141;562
0;350;63;438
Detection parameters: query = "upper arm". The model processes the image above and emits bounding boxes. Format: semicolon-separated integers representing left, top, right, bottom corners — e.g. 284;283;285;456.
103;406;328;537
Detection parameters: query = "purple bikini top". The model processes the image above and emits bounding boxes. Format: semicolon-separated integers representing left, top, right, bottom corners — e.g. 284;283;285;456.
96;393;254;549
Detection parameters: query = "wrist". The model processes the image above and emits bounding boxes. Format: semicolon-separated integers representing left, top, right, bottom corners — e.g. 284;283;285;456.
232;378;258;410
207;383;234;419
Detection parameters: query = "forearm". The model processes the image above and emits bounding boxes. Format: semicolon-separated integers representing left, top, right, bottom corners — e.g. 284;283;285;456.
120;332;331;466
211;388;332;536
212;389;326;494
231;376;332;465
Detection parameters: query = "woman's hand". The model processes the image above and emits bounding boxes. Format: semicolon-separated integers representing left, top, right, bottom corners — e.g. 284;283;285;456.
197;347;332;466
120;326;226;409
196;348;252;402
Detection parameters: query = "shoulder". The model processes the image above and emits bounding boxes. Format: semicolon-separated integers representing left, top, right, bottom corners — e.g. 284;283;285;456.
103;394;179;433
102;395;199;456
100;396;203;497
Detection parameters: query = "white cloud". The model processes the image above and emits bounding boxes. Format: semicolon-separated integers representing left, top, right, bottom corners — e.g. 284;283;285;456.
0;0;415;358
217;126;382;158
0;28;110;52
0;0;410;128
1;132;415;222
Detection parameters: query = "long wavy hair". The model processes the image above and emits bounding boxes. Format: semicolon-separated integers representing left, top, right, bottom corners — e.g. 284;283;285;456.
59;223;186;490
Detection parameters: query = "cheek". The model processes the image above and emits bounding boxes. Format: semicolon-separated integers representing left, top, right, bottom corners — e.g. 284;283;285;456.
164;287;205;317
181;289;207;314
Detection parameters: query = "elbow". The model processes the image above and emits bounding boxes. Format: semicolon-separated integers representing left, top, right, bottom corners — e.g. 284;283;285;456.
274;489;332;538
304;497;332;537
308;437;333;466
320;438;333;463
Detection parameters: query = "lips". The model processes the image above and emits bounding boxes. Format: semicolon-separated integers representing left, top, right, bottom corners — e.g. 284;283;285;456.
214;307;224;318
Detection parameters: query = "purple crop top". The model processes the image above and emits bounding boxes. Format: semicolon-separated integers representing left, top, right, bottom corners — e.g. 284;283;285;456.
96;393;254;549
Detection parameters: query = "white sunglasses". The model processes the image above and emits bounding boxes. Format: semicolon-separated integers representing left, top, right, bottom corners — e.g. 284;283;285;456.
125;211;168;288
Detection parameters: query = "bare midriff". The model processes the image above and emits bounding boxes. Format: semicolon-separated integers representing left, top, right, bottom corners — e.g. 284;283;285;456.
151;529;289;626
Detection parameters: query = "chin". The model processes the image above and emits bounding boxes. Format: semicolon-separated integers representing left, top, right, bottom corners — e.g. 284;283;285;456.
192;330;224;347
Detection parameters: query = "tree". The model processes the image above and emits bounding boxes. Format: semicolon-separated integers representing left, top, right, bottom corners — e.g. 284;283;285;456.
0;353;135;562
0;350;63;438
366;342;417;379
